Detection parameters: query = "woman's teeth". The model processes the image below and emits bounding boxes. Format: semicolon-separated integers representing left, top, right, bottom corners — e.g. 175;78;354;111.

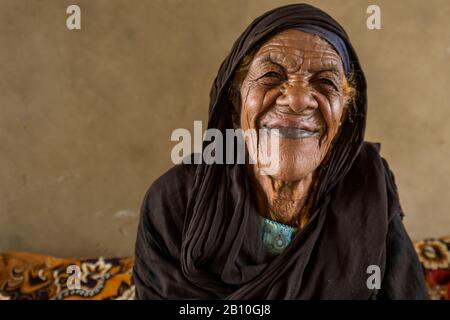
261;127;318;139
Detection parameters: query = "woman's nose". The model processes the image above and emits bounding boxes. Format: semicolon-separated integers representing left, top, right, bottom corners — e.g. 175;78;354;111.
276;81;318;113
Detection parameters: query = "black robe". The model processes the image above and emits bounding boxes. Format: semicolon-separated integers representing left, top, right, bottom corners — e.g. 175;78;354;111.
133;3;428;299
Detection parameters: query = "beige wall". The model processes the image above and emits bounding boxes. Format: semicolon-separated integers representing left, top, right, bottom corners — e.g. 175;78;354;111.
1;0;449;258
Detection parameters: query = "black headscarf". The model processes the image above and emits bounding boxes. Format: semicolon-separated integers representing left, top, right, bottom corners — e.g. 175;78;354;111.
133;3;428;299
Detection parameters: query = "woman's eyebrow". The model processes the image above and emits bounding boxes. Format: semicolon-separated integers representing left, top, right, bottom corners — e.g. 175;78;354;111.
312;68;341;76
310;64;342;77
255;53;344;78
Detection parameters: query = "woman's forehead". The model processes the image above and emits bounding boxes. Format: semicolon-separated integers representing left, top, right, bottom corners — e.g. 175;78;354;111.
253;29;344;73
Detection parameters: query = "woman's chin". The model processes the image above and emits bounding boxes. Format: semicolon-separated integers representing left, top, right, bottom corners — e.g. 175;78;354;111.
255;162;318;182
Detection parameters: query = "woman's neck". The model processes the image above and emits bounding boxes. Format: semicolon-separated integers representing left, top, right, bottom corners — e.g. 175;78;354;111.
248;167;316;228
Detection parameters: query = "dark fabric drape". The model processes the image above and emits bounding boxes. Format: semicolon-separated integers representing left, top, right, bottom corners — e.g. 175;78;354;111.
133;3;428;299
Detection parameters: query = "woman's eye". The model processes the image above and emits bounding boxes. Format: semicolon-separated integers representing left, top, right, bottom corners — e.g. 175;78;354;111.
258;71;284;86
263;71;282;79
317;78;338;91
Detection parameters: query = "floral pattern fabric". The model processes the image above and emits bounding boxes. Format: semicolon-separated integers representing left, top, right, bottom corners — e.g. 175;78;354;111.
414;237;450;300
0;252;134;300
0;235;449;300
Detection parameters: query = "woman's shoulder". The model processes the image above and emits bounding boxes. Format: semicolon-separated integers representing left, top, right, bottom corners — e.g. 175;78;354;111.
353;141;387;173
142;162;197;209
355;141;403;217
135;163;198;263
358;141;396;177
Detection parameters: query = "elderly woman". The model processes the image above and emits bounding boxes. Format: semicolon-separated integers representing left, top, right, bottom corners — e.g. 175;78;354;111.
133;4;427;299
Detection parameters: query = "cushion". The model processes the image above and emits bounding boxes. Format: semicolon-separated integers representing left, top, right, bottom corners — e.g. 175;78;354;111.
0;236;449;300
0;252;134;300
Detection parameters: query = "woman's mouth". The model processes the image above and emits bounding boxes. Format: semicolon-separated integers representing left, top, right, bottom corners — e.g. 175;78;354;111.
257;112;325;140
259;124;321;139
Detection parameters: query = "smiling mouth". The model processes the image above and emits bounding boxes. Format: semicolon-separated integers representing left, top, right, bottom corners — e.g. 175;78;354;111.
259;125;320;139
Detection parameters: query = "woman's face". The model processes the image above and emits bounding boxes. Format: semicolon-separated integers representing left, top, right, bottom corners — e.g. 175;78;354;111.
238;29;348;181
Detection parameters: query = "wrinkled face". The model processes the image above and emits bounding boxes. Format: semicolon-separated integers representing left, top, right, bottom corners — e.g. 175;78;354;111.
237;29;348;181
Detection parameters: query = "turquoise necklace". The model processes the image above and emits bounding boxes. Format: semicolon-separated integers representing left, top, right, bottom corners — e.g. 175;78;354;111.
259;215;299;256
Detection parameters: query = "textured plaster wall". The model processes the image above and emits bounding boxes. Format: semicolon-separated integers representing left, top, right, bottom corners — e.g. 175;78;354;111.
1;0;449;257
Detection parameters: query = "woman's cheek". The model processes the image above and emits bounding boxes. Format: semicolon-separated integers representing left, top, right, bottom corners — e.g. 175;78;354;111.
319;95;344;144
240;84;269;130
329;97;346;136
261;87;282;112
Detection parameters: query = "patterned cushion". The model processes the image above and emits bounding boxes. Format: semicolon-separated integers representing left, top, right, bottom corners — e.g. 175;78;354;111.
414;236;450;300
0;236;449;300
0;252;134;300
